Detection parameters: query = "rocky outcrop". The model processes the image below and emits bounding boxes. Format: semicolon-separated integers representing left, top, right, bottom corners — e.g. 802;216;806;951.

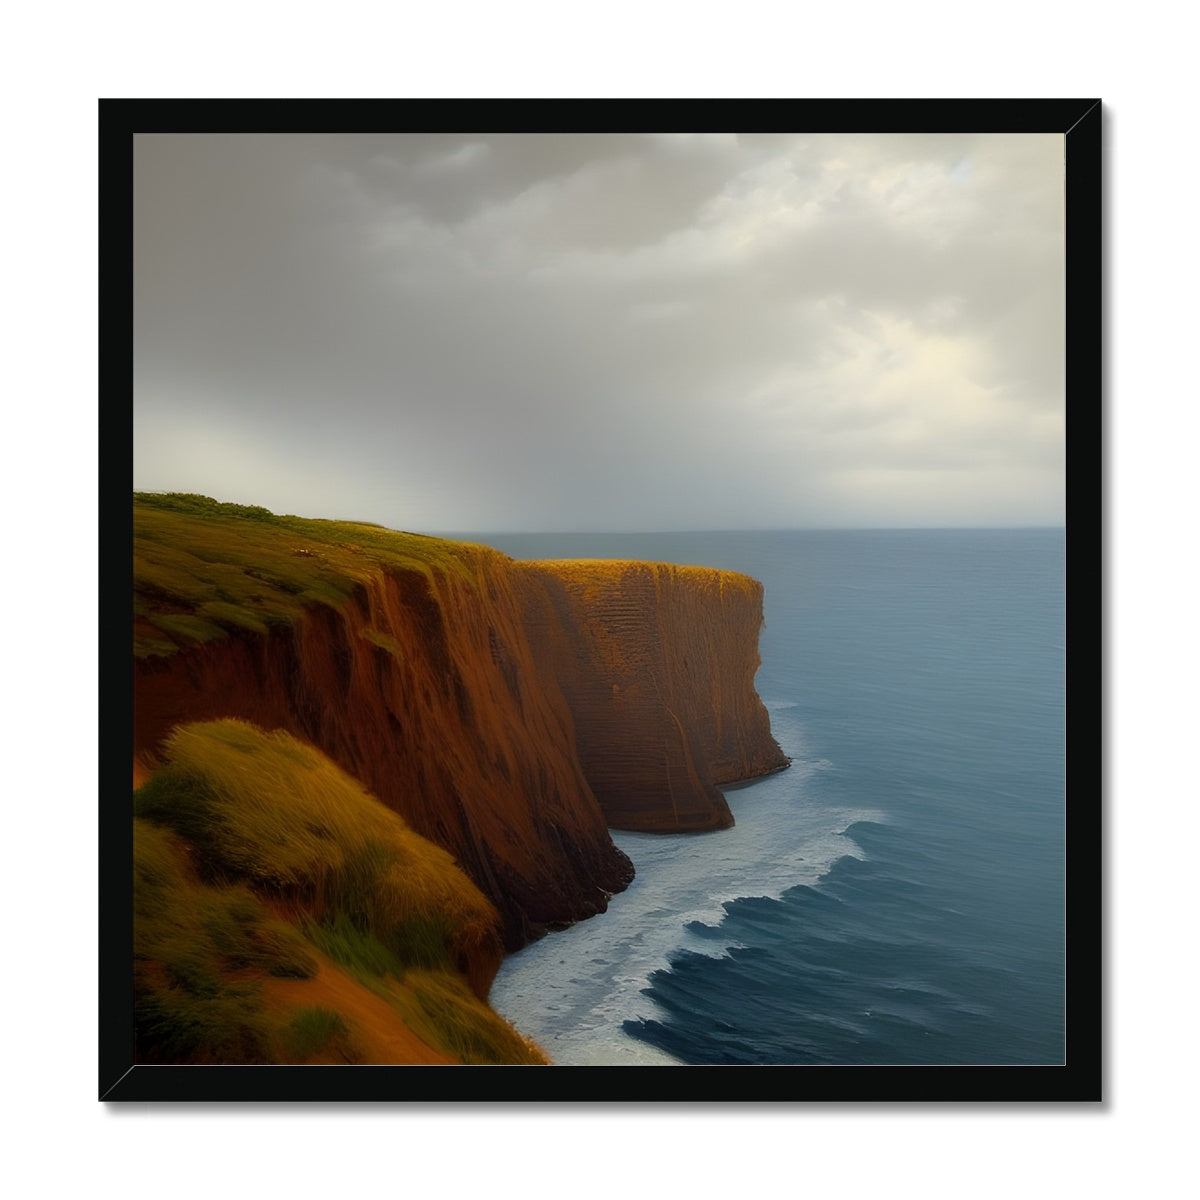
134;508;786;950
135;553;630;951
516;560;789;832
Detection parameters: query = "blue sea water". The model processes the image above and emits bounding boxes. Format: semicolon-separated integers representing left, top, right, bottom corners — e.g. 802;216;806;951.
479;529;1065;1066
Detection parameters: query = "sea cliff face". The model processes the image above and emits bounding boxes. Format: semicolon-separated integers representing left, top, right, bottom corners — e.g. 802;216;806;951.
516;560;789;831
133;497;786;952
135;555;631;951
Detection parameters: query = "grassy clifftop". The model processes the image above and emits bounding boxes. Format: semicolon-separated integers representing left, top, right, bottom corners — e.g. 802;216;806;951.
134;719;546;1065
133;492;492;659
133;493;636;948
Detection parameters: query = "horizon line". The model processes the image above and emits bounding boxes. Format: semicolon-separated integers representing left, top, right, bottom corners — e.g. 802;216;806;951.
129;493;1064;536
430;524;1067;536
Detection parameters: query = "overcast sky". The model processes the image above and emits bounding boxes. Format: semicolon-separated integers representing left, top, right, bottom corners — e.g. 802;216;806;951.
133;132;1064;532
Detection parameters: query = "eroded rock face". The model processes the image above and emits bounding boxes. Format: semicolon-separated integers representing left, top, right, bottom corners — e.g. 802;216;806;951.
135;553;631;951
134;543;786;949
516;560;789;832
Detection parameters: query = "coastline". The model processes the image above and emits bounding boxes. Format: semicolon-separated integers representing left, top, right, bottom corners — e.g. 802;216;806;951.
488;751;882;1066
131;496;788;1065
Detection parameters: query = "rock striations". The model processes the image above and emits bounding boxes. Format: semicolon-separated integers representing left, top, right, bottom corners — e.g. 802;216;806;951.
516;560;790;832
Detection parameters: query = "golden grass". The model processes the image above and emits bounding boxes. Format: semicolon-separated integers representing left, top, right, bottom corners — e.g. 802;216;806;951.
132;720;542;1063
134;817;318;979
134;719;503;973
526;557;760;593
133;818;320;1063
390;968;548;1065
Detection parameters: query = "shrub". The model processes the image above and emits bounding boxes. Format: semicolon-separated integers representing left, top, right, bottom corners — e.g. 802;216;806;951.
132;720;537;1063
133;819;317;1062
134;720;503;975
281;1006;359;1062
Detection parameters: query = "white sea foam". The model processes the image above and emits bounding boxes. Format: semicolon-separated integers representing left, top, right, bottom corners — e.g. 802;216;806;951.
488;714;884;1065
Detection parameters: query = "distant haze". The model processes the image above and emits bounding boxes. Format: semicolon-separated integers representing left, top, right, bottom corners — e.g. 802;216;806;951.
134;132;1064;532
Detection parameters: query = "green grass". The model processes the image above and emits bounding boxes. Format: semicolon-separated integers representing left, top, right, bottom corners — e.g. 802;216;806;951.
302;912;408;986
401;969;547;1066
359;626;406;659
135;980;276;1064
281;1006;359;1062
133;492;496;658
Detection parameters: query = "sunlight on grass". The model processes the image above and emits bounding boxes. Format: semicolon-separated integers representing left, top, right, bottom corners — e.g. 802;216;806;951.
133;719;503;974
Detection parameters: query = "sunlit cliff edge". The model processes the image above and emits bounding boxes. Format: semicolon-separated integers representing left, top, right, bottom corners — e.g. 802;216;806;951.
131;493;788;1064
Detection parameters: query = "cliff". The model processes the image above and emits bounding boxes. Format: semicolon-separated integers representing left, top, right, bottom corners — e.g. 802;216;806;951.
516;560;789;831
132;494;786;952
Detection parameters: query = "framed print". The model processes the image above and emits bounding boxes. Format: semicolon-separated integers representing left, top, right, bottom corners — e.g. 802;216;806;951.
101;98;1100;1102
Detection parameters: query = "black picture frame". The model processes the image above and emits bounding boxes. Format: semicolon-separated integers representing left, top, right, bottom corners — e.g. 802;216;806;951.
101;98;1101;1103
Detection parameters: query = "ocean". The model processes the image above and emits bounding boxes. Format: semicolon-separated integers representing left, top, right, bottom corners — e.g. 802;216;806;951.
475;529;1065;1066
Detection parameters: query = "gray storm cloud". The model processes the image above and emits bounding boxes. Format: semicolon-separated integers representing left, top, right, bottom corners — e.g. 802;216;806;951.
133;131;1064;531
